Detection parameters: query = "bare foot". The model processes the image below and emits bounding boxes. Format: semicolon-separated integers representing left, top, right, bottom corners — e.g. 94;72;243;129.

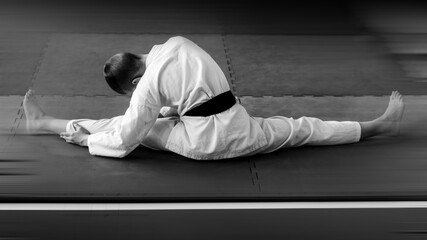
378;91;405;136
23;90;48;133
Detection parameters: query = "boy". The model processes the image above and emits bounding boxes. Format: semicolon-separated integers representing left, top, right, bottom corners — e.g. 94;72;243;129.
23;36;405;160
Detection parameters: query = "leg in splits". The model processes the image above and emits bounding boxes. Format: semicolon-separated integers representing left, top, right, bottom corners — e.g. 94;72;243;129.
23;90;176;151
251;91;405;155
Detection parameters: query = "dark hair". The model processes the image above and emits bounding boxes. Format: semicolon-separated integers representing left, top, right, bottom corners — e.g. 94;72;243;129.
103;52;142;94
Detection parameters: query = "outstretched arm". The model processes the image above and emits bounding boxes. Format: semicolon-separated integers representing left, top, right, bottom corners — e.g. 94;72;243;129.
85;103;160;158
61;101;160;158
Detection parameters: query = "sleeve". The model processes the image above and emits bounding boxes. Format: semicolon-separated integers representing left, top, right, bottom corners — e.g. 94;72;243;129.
86;51;166;158
86;103;160;158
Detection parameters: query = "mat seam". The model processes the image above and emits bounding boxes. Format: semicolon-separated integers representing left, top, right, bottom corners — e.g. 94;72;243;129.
28;34;51;90
15;34;51;133
0;100;28;182
4;34;50;153
14;33;50;140
221;33;241;104
249;160;262;193
223;33;263;193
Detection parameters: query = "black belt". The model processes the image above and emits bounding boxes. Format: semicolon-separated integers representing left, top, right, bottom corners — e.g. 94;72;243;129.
184;91;236;117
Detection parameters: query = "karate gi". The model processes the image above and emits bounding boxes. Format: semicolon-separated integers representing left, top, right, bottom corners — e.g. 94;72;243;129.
66;36;361;160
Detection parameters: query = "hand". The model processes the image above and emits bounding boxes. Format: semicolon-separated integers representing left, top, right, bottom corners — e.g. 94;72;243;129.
60;124;90;147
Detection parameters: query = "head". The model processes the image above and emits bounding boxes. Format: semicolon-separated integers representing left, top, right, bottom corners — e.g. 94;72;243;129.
103;52;145;95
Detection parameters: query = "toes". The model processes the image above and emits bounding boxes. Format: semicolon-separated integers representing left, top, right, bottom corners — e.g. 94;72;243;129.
395;92;403;102
26;90;37;100
390;91;403;101
24;89;36;102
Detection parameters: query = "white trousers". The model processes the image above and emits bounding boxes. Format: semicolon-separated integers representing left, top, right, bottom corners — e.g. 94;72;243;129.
66;115;361;157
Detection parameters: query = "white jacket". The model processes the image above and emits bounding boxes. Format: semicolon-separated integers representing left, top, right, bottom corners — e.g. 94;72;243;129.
87;36;267;159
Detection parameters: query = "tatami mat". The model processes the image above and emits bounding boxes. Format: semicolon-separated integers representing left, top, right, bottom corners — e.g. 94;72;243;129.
0;95;425;200
0;96;33;194
33;34;231;96
242;95;427;198
0;33;48;95
226;35;427;96
0;96;22;133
